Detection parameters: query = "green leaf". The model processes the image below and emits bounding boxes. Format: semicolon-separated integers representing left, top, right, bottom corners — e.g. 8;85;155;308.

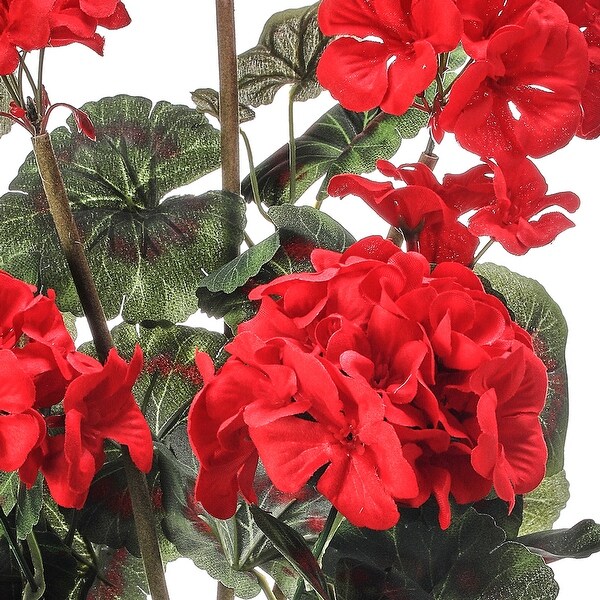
0;79;12;139
15;476;43;541
22;533;46;600
521;470;570;536
473;496;524;540
250;505;332;600
191;88;256;123
197;207;353;330
0;537;21;599
269;205;355;250
162;455;330;599
323;504;558;600
242;104;428;205
0;472;19;515
238;3;327;107
0;95;245;323
475;264;569;477
518;519;600;562
199;233;281;294
87;546;149;600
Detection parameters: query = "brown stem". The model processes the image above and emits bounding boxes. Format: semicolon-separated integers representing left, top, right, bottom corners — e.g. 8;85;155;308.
217;582;235;600
216;0;240;195
31;133;170;600
272;583;286;600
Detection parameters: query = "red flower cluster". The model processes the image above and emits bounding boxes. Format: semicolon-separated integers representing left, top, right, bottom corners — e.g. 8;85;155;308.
0;0;130;75
0;270;152;508
328;156;579;261
188;237;548;529
317;0;595;157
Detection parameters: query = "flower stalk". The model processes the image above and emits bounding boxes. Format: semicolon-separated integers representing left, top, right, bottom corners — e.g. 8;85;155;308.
30;132;170;600
216;0;240;195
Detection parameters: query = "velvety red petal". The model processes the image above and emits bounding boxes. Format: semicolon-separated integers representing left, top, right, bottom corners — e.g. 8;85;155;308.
316;38;391;112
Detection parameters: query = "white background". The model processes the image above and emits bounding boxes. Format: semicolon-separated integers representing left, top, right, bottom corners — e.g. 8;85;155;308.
1;1;599;597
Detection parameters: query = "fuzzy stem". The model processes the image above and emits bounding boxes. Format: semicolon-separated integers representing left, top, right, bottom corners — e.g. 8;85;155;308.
288;89;297;203
253;570;278;600
30;133;170;600
217;582;235;600
216;0;240;195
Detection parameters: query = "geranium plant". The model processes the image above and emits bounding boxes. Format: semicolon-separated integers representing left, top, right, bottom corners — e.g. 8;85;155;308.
1;0;600;599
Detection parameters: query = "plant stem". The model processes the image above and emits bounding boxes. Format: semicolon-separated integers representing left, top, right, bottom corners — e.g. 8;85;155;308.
272;584;286;600
240;129;271;221
217;581;235;600
288;88;297;203
30;133;170;600
0;509;37;592
216;0;240;195
472;238;495;266
253;570;278;600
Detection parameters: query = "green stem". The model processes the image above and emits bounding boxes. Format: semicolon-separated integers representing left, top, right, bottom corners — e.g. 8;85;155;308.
288;88;297;203
24;531;44;597
240;129;271;221
216;0;240;195
253;570;278;600
30;133;170;600
472;238;495;266
36;49;45;126
292;507;341;600
0;510;37;592
1;74;21;106
272;584;286;600
217;582;235;600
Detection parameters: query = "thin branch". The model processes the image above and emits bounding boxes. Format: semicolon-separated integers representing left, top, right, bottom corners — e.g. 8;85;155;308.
288;88;297;203
31;133;170;600
0;509;37;592
253;570;278;600
217;582;235;600
216;0;240;195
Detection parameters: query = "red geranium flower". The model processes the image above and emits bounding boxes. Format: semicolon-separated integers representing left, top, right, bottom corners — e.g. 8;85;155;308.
328;161;495;265
188;237;548;529
0;350;46;472
42;346;152;508
316;0;463;115
441;0;589;157
467;156;580;254
0;0;54;74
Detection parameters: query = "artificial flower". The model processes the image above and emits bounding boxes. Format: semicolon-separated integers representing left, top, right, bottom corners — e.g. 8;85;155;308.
316;0;463;114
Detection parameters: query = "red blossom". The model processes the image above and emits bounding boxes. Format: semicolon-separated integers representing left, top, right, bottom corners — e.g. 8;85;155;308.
188;237;548;529
316;0;463;115
467;156;580;254
440;0;589;157
42;346;152;508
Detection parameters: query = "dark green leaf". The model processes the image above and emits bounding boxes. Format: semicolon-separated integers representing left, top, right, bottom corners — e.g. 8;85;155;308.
323;504;558;600
162;454;329;599
475;264;568;477
22;533;45;600
197;207;353;330
521;470;570;536
0;472;19;515
518;519;600;563
199;233;281;294
87;546;149;600
269;205;355;250
249;505;331;600
0;537;21;599
16;476;43;541
238;3;327;107
473;496;524;540
242;104;428;205
191;88;256;123
0;95;245;323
